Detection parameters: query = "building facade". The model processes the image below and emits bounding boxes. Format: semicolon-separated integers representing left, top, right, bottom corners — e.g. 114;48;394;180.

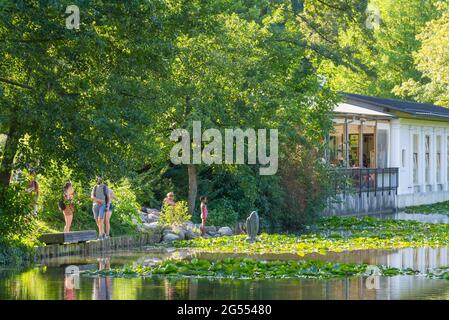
326;93;449;215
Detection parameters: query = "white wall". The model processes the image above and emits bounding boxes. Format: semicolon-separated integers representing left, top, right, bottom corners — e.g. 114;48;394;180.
395;118;449;208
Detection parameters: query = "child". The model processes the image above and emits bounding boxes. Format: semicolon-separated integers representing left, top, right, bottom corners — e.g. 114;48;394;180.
200;196;208;236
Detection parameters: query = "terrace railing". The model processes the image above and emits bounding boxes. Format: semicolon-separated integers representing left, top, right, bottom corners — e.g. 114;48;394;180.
333;167;399;198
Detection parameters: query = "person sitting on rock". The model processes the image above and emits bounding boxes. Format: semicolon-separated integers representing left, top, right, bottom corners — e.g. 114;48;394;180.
162;192;176;209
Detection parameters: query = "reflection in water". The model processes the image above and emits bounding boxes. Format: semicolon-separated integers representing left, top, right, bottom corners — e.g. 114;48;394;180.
2;250;449;300
92;258;112;300
392;212;449;224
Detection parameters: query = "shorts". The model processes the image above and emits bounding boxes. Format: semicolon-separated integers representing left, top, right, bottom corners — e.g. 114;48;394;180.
107;203;114;213
93;203;106;220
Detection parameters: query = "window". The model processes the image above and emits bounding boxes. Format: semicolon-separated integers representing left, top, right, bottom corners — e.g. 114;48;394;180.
413;134;419;185
425;135;430;184
377;129;388;168
437;136;442;183
402;149;406;167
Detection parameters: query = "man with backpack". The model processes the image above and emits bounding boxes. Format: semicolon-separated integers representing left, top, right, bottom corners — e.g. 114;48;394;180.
91;176;109;240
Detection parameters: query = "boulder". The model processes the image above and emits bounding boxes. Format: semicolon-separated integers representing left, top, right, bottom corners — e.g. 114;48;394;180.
185;229;200;240
146;208;161;216
163;233;181;242
218;226;233;236
147;213;159;223
205;226;217;233
142;222;159;230
172;226;186;240
206;230;219;237
140;212;150;223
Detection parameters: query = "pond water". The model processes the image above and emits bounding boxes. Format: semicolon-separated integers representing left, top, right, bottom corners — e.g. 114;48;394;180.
2;212;449;300
1;246;449;300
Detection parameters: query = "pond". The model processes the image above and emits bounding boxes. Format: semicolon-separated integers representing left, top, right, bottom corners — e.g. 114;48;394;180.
2;246;449;300
2;211;449;300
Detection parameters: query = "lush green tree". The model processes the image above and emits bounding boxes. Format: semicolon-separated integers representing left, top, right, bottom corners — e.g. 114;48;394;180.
394;1;449;106
313;0;438;98
0;0;176;193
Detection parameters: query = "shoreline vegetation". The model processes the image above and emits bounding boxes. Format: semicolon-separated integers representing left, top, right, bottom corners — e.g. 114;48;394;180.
5;215;449;270
174;217;449;256
404;201;449;216
85;258;419;280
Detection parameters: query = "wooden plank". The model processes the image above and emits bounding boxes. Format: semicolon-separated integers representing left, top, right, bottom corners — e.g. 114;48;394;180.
39;230;97;244
64;230;97;243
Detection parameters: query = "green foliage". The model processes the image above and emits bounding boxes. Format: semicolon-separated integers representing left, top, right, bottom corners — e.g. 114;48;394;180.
404;201;449;215
394;1;449;105
159;201;191;226
316;0;439;98
206;198;239;228
90;258;417;280
0;183;35;238
0;237;35;266
110;179;140;230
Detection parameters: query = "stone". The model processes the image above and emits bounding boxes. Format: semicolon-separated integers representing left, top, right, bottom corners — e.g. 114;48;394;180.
207;231;220;237
245;211;259;243
163;233;181;242
140;212;149;223
218;226;233;236
142;222;159;230
146;209;161;216
172;226;186;240
205;226;217;233
147;213;159;223
185;229;200;240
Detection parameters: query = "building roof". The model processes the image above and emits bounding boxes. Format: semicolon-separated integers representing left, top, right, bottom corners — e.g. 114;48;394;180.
334;102;393;118
343;93;449;120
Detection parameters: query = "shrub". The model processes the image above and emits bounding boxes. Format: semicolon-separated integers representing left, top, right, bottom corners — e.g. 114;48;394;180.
108;179;140;233
206;198;239;228
0;183;35;239
159;201;191;226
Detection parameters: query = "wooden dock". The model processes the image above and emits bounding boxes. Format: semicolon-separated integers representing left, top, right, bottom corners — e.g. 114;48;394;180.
36;229;163;260
38;230;98;245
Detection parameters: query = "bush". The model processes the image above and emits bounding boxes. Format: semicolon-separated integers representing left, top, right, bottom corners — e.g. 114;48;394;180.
159;201;191;226
0;183;35;239
206;198;239;228
108;179;140;233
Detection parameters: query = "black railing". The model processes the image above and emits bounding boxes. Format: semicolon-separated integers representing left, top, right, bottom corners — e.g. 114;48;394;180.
333;167;399;197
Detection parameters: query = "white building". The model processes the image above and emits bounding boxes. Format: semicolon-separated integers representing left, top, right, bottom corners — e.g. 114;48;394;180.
326;93;449;215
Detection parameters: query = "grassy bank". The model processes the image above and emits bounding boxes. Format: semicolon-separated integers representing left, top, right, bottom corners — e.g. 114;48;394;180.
174;216;449;255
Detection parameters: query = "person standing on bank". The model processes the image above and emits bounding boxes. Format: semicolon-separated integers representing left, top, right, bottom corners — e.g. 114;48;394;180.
200;196;208;237
104;182;117;239
91;177;109;240
27;171;40;215
60;181;74;232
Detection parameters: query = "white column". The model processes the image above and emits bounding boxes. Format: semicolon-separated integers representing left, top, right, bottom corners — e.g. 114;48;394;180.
390;120;401;168
420;127;426;193
445;129;449;191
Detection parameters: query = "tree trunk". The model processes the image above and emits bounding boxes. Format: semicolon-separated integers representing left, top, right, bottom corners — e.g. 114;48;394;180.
0;125;19;188
187;164;198;215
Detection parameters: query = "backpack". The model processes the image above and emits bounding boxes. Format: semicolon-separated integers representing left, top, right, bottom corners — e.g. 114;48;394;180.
94;184;109;204
58;199;66;211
